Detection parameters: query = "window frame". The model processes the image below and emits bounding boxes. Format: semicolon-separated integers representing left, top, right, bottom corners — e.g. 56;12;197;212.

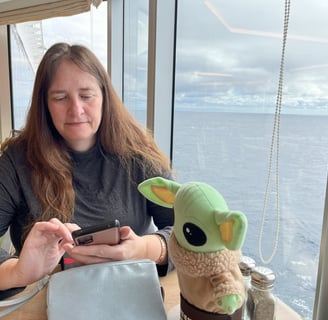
0;25;12;142
146;0;176;160
107;0;124;99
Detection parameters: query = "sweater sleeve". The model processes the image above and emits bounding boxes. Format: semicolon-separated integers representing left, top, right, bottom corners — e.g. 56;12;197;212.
0;149;21;248
0;149;27;299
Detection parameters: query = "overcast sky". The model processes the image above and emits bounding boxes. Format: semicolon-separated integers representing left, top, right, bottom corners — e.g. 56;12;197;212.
174;0;328;114
19;0;328;115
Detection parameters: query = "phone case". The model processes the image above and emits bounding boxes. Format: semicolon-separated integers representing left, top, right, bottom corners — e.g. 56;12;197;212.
72;220;120;246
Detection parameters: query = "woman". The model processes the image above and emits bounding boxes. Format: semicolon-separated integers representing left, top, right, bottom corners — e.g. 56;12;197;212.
0;43;174;298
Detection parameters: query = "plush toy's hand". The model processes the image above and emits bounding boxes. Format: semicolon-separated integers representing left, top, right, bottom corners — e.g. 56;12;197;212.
217;294;242;315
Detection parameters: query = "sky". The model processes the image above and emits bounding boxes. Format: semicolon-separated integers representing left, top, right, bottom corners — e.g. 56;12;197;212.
173;0;328;114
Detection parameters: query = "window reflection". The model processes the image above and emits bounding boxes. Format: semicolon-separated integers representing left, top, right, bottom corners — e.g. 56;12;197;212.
123;0;149;126
10;2;108;130
10;25;35;130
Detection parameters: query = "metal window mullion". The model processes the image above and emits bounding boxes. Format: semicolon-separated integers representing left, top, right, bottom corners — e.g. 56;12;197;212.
108;0;124;100
147;0;177;160
146;0;156;135
0;26;12;143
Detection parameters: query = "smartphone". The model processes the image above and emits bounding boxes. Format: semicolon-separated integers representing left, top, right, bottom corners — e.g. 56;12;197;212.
72;219;120;246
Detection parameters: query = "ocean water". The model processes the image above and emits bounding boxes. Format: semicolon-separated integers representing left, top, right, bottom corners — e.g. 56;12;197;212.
170;110;328;319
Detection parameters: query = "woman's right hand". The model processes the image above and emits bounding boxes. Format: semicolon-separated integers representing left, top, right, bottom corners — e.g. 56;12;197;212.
0;218;73;289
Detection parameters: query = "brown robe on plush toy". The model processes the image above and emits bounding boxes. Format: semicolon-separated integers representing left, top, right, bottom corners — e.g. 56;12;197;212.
169;233;245;320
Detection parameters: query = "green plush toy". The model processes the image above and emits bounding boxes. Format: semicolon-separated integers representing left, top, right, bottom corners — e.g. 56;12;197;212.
138;177;248;320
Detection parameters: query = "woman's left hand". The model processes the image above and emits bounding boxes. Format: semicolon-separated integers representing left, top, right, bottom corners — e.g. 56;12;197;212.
63;226;149;265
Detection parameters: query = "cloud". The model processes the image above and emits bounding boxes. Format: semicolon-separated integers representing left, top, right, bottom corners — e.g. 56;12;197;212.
172;0;328;113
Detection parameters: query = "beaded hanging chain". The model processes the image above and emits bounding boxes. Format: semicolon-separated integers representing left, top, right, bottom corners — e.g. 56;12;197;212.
258;0;291;265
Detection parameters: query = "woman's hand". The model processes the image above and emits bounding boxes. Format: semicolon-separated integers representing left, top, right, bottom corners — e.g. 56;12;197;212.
12;218;73;286
63;226;162;265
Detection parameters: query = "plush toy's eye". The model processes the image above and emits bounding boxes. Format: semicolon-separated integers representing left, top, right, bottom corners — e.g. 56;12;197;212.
183;222;207;246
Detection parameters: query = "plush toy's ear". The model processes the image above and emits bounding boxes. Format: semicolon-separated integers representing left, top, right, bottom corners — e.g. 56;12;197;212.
215;211;247;250
138;177;181;208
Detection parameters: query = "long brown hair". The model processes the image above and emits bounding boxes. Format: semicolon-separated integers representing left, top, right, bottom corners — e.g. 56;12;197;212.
2;42;171;225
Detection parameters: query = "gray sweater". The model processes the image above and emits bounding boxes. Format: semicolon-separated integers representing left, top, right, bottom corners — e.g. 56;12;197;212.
0;141;174;298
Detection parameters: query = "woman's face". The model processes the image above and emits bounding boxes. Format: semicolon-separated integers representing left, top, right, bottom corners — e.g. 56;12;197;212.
47;59;103;152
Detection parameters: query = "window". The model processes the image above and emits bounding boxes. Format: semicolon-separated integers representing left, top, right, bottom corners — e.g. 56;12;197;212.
172;1;328;319
6;1;328;319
